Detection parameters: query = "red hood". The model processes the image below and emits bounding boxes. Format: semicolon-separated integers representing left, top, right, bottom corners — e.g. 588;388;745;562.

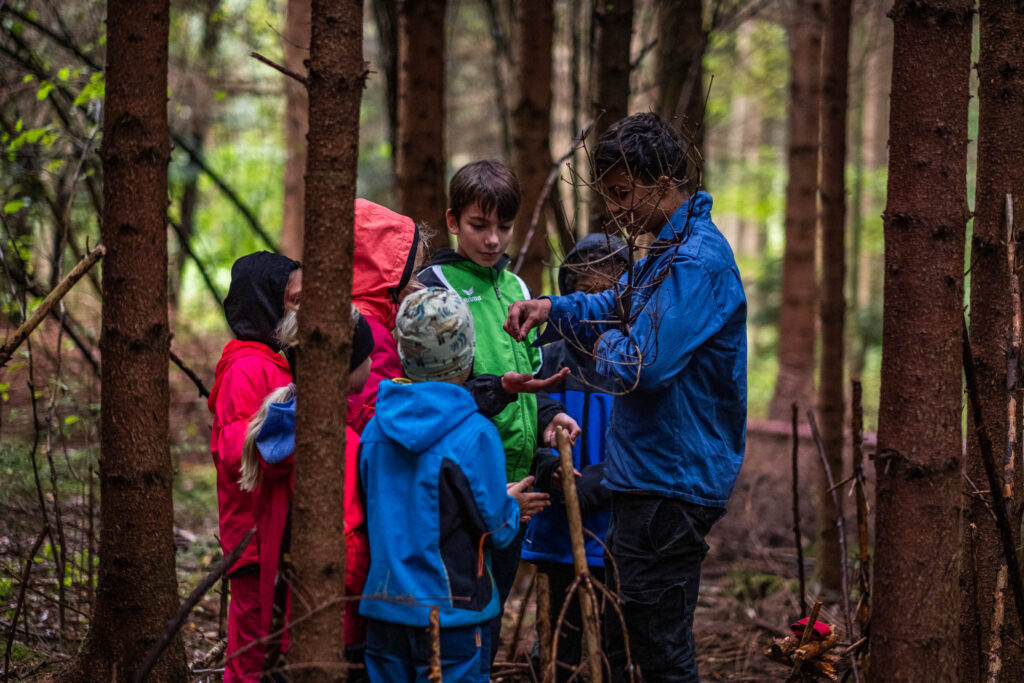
353;198;417;329
208;339;290;414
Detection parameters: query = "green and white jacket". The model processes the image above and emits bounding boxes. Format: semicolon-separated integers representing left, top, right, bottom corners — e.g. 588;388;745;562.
419;249;550;481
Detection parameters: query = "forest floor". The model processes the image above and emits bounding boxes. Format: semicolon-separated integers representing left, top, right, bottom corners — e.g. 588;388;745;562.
0;331;862;681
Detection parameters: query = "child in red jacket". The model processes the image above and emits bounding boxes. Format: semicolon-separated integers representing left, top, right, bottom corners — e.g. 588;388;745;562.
209;252;301;682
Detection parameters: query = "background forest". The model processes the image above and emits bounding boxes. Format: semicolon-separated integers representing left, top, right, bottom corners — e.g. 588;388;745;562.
0;0;1017;680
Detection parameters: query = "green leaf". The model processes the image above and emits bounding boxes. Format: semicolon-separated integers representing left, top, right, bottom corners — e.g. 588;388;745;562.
36;82;54;100
215;90;227;101
64;415;79;426
22;74;33;83
58;67;69;81
3;200;24;215
15;118;23;132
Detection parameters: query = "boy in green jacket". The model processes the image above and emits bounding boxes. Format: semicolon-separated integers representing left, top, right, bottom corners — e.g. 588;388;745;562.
419;159;579;662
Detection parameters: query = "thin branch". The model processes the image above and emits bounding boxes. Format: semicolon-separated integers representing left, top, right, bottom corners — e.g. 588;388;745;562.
2;525;48;683
250;51;307;85
132;527;257;683
169;348;210;399
791;403;806;614
0;244;105;368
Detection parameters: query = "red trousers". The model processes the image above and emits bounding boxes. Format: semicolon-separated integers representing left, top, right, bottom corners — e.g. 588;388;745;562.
225;572;265;682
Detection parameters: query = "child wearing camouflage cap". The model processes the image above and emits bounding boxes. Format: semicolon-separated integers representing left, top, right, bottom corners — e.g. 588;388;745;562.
358;287;548;681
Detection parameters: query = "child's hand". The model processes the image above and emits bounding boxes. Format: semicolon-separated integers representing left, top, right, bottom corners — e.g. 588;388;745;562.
505;298;553;342
507;476;551;522
543;413;581;447
501;367;570;394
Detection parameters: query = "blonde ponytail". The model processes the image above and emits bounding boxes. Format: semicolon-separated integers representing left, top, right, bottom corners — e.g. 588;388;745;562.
239;384;296;492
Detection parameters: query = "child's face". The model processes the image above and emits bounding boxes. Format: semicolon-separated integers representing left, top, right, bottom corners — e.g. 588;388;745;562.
447;202;514;268
601;168;686;235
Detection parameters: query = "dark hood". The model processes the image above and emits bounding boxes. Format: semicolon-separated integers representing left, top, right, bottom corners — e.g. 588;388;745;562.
558;233;628;295
224;251;301;350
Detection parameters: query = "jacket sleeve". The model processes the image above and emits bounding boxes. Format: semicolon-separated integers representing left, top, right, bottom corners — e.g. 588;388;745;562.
593;257;726;392
460;422;521;549
214;361;272;478
545;286;620;350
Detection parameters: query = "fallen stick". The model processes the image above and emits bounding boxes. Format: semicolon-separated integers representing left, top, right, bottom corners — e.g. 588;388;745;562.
807;410;861;683
503;567;536;663
132;527;256;683
2;525;48;683
536;571;553;680
0;244;105;368
555;426;603;683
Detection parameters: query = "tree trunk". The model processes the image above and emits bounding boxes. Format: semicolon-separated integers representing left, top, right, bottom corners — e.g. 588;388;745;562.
815;0;851;598
590;0;633;232
396;0;446;254
655;0;705;156
769;0;824;421
287;0;364;678
870;0;972;680
510;0;553;294
371;0;399;168
959;1;1024;680
281;0;311;260
66;0;187;680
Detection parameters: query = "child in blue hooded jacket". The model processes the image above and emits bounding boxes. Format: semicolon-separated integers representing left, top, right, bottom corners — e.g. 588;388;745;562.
506;113;747;682
359;287;548;682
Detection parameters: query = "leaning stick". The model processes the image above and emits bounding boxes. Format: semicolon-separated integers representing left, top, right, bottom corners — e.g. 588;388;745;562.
851;379;870;629
503;567;536;663
133;527;256;683
536;571;553;681
788;601;822;681
555;426;603;683
808;410;861;683
428;606;442;682
0;244;105;368
2;525;48;683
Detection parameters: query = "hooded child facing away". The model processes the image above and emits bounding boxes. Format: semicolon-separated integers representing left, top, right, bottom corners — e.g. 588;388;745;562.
208;251;301;682
359;287;547;682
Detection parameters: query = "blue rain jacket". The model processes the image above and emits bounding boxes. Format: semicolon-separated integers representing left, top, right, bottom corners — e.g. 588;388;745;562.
544;192;747;507
358;380;521;628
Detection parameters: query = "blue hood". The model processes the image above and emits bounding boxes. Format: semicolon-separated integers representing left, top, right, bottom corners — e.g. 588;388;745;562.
375;380;480;453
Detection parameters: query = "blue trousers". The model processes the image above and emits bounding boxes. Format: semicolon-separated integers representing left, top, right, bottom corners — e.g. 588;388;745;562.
365;618;490;682
603;493;724;683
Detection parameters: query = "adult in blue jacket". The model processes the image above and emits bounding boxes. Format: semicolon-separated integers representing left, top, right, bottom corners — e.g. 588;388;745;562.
505;113;747;683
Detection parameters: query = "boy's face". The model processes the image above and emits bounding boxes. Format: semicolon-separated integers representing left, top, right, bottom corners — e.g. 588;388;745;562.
447;202;514;268
574;268;620;294
601;168;687;235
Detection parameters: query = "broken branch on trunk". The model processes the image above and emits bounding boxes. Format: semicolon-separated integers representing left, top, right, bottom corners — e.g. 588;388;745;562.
251;51;308;86
0;244;105;368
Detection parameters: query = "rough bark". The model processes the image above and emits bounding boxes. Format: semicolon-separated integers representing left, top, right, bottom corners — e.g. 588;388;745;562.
870;0;973;680
959;1;1024;680
815;0;851;598
592;0;634;137
64;1;187;680
281;0;311;260
590;0;633;233
396;0;446;254
769;0;824;421
655;0;705;154
510;0;553;295
287;0;364;678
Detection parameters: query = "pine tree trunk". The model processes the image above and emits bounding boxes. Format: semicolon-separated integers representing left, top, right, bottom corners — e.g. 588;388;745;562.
959;1;1024;680
769;0;824;421
815;0;851;598
287;1;364;678
655;0;705;155
592;0;633;136
281;0;311;260
396;0;446;255
870;0;972;679
590;0;633;233
510;0;553;294
67;1;187;680
371;0;399;165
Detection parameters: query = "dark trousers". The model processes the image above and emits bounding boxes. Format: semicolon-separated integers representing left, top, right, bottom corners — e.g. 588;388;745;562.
489;526;526;663
603;493;723;683
365;618;490;682
533;561;606;681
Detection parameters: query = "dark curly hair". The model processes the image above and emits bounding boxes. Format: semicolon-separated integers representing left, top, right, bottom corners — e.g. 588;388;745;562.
592;113;689;186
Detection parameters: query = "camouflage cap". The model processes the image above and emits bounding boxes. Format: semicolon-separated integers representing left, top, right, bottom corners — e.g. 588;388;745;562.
396;287;476;382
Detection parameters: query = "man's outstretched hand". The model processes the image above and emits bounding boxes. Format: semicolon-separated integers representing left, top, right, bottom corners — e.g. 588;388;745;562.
504;298;553;342
501;367;570;395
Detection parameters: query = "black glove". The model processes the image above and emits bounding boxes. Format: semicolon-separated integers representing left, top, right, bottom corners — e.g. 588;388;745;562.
576;464;610;515
465;374;515;418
